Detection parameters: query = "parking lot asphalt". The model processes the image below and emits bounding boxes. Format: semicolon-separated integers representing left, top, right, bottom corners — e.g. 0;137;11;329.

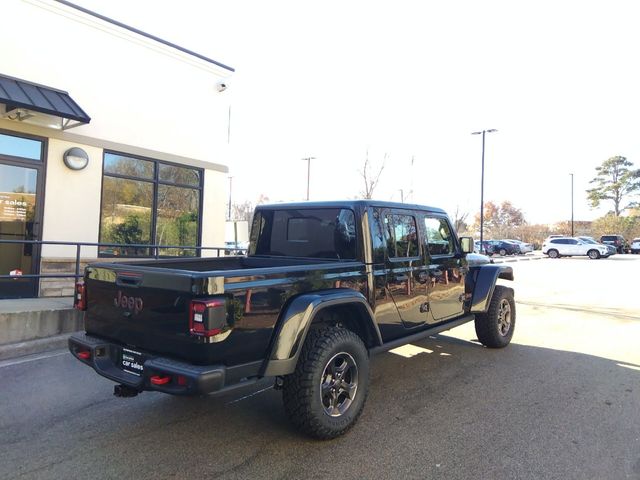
1;255;639;479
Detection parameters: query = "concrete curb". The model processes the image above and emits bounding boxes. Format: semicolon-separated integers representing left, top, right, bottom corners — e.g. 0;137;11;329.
0;332;78;361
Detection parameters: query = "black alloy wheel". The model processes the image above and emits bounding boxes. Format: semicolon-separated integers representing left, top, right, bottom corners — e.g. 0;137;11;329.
282;327;370;439
474;285;516;348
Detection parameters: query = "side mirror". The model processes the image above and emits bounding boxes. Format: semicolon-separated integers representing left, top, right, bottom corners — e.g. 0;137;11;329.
459;237;474;254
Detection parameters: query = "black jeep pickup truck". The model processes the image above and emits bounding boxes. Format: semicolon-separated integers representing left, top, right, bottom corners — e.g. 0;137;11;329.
70;200;515;439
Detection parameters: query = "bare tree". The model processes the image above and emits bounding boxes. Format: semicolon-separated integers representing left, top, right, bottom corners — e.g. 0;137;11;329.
451;206;469;234
360;150;387;199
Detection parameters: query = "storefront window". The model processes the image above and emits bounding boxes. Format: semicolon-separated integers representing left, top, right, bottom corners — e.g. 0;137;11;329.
99;152;202;257
0;133;42;161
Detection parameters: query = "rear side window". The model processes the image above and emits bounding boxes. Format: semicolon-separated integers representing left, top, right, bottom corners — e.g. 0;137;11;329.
384;214;419;258
423;217;454;255
250;208;356;259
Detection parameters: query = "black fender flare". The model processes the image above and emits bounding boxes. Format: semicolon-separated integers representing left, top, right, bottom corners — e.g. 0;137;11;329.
262;289;382;377
469;265;514;313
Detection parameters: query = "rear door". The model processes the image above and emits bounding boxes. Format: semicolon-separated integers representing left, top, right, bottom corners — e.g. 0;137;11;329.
378;209;429;329
421;215;466;323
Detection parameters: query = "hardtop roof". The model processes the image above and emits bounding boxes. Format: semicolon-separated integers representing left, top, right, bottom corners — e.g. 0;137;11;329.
255;200;447;215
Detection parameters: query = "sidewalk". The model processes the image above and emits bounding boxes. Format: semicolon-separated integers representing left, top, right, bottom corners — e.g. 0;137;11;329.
0;297;81;360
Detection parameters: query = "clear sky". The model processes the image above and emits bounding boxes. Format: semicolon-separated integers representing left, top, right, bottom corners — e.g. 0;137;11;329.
74;0;640;225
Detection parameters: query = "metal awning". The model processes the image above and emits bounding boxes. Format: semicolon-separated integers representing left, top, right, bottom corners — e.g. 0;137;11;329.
0;73;91;130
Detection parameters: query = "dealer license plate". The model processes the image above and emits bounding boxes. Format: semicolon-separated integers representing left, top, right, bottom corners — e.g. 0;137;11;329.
121;347;145;376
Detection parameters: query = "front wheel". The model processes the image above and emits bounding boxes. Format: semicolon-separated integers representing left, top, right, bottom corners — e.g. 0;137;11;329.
474;286;516;348
499;248;507;256
587;249;601;260
282;327;369;439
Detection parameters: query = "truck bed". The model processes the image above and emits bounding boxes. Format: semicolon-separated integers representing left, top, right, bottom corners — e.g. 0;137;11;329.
82;255;368;366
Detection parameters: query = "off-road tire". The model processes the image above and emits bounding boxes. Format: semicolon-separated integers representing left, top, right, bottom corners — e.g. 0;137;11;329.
282;327;369;439
474;285;516;348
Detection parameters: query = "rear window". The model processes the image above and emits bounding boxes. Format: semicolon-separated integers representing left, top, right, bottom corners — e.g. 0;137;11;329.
250;208;357;259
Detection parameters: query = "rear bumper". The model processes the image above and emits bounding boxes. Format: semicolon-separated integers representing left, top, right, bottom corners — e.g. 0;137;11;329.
68;332;260;396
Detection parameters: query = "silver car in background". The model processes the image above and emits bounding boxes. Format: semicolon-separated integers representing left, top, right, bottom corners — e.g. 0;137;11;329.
504;239;534;254
578;236;616;256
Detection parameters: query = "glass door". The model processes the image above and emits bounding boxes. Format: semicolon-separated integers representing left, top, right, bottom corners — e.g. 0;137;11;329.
0;131;44;299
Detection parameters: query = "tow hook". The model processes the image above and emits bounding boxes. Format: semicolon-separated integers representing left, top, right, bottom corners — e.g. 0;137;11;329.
114;384;140;398
273;376;284;390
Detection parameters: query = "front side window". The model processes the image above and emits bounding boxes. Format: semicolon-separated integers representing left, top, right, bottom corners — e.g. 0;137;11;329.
99;152;202;257
423;217;454;255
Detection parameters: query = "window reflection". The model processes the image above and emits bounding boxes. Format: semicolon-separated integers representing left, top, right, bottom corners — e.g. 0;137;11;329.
99;152;202;257
0;133;42;161
156;185;200;256
158;164;201;186
385;214;418;258
424;217;453;255
103;153;154;179
99;177;152;256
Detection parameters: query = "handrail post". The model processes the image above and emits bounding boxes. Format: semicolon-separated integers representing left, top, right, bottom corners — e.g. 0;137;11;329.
75;244;82;280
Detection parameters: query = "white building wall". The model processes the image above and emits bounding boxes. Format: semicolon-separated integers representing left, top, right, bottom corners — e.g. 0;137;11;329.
0;0;232;260
41;138;103;258
2;0;233;165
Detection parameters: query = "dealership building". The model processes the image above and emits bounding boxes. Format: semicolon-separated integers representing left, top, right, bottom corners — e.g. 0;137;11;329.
0;0;233;299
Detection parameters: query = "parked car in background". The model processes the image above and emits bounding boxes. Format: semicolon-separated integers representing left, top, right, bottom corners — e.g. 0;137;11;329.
578;236;616;256
631;238;640;254
600;235;629;254
504;239;533;254
474;240;495;255
487;240;520;256
224;241;249;255
542;237;610;259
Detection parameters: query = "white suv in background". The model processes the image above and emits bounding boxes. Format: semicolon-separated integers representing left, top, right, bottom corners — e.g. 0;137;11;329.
631;238;640;254
542;237;610;259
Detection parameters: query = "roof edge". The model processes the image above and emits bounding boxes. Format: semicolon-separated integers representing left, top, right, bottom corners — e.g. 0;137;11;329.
53;0;235;73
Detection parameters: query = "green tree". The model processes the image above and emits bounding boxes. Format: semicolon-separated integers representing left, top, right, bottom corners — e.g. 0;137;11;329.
587;156;640;216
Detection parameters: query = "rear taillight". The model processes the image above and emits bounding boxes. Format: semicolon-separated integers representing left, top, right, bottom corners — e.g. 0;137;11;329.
77;349;91;360
189;298;227;338
74;282;87;311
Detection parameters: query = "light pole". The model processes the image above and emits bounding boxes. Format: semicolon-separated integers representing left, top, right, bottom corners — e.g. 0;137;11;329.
570;173;574;236
471;129;498;253
302;157;315;200
227;176;233;220
399;189;404;203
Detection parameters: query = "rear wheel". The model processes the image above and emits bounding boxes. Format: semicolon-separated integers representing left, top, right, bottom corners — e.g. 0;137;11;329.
587;249;600;259
499;248;507;256
475;286;515;348
282;327;369;439
547;249;559;258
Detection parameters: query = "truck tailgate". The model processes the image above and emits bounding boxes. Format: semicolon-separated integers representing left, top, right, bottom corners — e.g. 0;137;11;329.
84;265;206;363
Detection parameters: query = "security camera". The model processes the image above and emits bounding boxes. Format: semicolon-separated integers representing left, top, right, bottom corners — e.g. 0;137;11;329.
216;81;228;92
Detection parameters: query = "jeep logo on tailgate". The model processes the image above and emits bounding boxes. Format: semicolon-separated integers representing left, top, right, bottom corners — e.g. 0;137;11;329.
114;291;143;315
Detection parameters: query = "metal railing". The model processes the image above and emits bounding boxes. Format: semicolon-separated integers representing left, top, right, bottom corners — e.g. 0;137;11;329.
0;239;246;283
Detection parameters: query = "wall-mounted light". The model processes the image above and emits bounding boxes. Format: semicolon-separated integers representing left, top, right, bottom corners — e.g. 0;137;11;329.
63;147;89;170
